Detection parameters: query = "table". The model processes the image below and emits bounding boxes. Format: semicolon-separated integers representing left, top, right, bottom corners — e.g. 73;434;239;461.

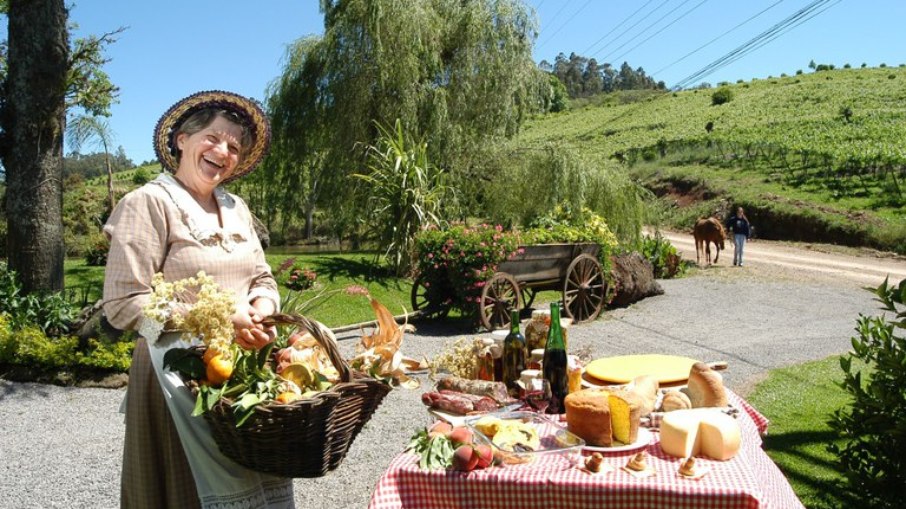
368;391;804;509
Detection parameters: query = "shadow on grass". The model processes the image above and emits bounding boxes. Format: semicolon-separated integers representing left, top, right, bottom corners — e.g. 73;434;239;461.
312;256;401;289
762;429;859;509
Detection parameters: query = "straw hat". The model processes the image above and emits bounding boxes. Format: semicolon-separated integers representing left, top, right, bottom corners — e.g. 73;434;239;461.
153;90;270;184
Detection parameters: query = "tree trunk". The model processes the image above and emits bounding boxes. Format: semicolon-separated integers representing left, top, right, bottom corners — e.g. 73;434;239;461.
1;0;69;293
104;142;114;212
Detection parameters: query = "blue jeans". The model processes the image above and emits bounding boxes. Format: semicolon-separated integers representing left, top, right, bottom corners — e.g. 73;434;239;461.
734;234;746;265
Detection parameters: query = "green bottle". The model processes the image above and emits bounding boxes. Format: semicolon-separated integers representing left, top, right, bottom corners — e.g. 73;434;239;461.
542;303;568;414
502;310;526;395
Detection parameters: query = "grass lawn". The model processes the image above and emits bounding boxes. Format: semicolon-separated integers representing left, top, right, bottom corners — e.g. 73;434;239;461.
64;252;416;329
747;355;859;509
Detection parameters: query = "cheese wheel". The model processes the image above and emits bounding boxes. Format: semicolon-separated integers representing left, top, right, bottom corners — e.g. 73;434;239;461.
659;409;741;461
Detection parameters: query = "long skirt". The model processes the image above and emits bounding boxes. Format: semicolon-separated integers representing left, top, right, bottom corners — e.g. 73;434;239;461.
121;337;294;509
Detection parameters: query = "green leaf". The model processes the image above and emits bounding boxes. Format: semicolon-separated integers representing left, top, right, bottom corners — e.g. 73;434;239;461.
236;393;261;411
162;348;206;379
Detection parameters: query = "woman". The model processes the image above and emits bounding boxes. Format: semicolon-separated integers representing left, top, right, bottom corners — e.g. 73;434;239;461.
103;91;293;508
725;206;752;267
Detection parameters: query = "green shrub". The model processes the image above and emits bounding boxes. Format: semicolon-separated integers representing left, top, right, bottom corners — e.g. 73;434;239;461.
84;235;110;266
0;262;78;335
711;86;734;106
639;233;685;279
828;278;906;508
0;318;134;372
131;167;152;185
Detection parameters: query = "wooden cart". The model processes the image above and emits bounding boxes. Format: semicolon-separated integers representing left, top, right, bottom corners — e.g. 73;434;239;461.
411;243;608;330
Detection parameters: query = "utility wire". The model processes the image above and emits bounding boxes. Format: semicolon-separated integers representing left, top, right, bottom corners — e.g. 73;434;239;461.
599;0;697;63
654;0;787;76
580;0;658;56
587;0;672;59
537;0;574;39
536;0;595;51
609;0;711;64
706;0;842;77
673;0;837;89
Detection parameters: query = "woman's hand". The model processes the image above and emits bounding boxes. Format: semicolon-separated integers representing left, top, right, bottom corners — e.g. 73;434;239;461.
232;299;276;350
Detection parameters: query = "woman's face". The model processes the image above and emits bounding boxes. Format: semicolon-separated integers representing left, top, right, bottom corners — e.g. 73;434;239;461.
175;114;243;191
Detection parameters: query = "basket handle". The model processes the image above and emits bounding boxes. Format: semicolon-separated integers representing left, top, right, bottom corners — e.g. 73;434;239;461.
261;313;352;383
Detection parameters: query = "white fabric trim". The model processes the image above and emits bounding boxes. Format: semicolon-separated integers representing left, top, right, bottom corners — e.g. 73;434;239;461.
147;333;294;509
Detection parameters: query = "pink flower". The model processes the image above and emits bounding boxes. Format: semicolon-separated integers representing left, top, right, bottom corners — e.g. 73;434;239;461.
495;225;503;232
427;253;434;259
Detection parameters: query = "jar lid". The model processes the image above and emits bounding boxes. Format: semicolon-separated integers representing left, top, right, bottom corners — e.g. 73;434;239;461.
531;309;551;318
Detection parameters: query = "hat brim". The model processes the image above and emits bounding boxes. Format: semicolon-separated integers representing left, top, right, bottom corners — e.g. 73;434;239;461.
154;90;270;184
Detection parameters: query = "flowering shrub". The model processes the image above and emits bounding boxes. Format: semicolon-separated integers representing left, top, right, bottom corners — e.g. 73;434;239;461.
284;266;318;292
84;237;109;267
413;224;521;314
413;211;620;317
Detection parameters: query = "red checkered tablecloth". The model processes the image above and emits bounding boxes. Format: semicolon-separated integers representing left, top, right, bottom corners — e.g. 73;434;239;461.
368;391;803;509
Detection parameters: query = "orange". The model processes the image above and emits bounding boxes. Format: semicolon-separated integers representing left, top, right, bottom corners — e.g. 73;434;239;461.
202;348;219;364
275;391;302;404
205;354;234;385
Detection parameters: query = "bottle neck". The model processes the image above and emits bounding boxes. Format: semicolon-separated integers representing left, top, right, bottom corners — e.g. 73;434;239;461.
547;305;564;350
509;311;520;334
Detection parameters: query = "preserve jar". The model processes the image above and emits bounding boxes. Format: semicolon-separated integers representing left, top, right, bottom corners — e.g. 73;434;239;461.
525;309;550;351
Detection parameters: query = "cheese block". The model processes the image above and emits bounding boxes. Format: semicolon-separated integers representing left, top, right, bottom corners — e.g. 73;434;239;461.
659;409;741;460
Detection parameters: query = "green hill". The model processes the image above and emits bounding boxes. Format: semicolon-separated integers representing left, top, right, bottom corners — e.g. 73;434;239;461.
517;67;906;253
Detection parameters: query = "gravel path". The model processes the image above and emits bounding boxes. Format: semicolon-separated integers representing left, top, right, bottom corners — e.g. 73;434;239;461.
0;254;890;509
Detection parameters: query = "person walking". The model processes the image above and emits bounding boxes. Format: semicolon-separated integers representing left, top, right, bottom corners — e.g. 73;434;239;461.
725;207;753;266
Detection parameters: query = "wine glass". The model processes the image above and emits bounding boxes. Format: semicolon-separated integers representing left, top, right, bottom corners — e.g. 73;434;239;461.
524;378;553;414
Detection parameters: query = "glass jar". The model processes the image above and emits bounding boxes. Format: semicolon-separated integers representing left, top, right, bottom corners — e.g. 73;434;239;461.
477;338;495;381
525;309;550;352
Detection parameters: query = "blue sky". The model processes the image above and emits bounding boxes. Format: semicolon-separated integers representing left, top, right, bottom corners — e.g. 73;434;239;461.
4;0;903;164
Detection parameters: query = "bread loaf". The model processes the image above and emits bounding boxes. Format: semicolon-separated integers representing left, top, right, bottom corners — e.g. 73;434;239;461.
685;362;728;407
626;375;659;416
564;389;613;447
660;390;692;412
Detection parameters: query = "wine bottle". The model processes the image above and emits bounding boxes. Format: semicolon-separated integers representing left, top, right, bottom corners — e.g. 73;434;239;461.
502;310;526;395
542;303;568;414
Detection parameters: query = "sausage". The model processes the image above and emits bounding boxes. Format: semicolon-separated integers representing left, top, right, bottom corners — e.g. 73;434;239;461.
435;376;510;404
421;391;499;414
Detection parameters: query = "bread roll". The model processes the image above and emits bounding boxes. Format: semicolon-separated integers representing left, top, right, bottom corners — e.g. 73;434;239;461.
685;362;728;407
661;390;692;412
627;375;659;416
564;389;613;447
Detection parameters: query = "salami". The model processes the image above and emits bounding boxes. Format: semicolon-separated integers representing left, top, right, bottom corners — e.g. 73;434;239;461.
435;376;511;404
421;390;499;415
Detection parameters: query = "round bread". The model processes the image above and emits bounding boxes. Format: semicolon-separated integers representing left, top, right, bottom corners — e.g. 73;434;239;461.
564;389;613;447
660;390;692;412
685;362;728;407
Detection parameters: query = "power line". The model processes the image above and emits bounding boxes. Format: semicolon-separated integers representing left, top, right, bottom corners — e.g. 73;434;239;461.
673;0;839;89
653;0;787;76
536;0;595;51
609;0;711;65
586;0;672;59
538;0;574;39
599;0;698;63
580;0;658;56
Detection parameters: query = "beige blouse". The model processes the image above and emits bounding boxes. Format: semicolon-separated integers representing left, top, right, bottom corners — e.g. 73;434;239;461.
103;173;278;332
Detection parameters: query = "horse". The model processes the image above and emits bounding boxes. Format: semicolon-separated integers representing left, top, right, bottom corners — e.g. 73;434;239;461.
693;217;726;265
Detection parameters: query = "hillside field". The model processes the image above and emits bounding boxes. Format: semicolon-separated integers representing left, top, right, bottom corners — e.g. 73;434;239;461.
518;66;906;252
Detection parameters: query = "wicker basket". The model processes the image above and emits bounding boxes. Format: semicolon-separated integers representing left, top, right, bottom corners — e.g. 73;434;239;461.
202;313;391;478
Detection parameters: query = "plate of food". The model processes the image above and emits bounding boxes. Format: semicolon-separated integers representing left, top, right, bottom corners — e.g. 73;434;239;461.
582;426;653;453
466;411;585;464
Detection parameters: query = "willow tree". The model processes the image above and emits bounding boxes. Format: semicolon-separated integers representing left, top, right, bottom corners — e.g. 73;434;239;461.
257;0;541;240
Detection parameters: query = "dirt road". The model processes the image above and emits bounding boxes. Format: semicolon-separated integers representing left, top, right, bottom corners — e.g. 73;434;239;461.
659;229;906;287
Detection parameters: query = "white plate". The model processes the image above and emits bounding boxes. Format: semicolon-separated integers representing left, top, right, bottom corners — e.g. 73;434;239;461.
583;427;653;453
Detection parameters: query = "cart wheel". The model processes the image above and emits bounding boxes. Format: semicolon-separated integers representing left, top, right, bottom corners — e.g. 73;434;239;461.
562;254;607;324
520;286;537;309
410;274;451;320
480;272;521;331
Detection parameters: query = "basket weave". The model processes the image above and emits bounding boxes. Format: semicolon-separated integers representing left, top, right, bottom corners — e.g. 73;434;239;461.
202;313;391;478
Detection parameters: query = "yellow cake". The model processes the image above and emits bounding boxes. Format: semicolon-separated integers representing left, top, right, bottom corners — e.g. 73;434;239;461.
564;389;613;447
607;391;644;445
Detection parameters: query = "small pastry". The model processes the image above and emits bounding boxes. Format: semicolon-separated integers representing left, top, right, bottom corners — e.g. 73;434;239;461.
679;457;697;477
625;451;648;472
585;452;604;473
